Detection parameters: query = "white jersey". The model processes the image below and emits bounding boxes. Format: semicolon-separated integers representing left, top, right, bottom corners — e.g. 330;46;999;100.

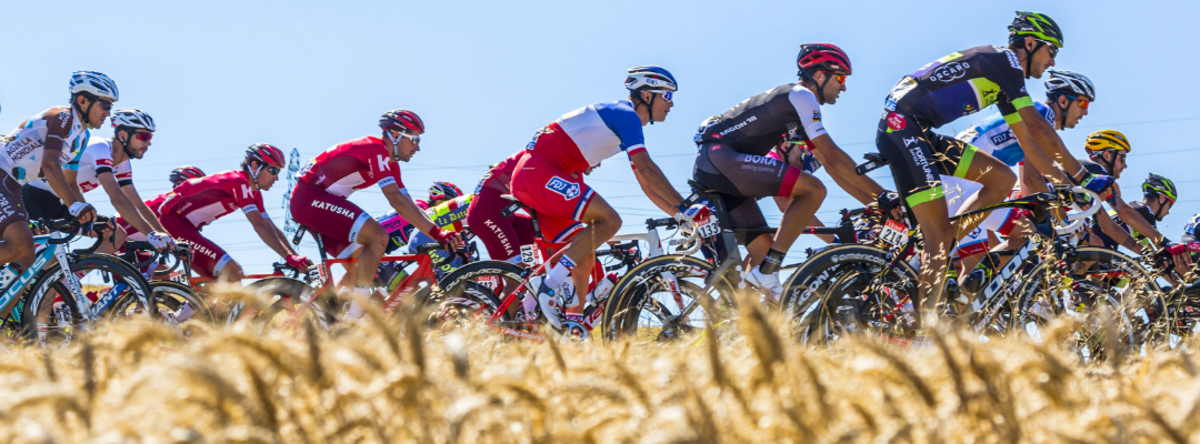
1;109;90;185
29;138;133;195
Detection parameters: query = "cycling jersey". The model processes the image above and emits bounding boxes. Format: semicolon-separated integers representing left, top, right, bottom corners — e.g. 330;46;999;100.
297;136;407;198
1092;202;1157;250
376;200;431;253
475;151;525;194
1;108;90;185
116;192;169;241
877;45;1034;207
28;138;133;195
693;84;827;155
956;101;1055;167
1183;213;1200;243
158;170;267;229
523;100;645;175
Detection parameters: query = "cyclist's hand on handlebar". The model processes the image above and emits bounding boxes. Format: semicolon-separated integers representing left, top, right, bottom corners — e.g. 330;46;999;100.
876;191;904;221
148;231;174;252
285;254;313;271
1080;173;1116;202
674;204;711;226
69;202;96;224
429;227;462;251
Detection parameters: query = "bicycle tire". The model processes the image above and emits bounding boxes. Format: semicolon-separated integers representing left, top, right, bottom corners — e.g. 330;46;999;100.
225;277;331;331
780;244;920;347
600;254;734;342
20;253;154;345
430;260;526;329
1013;247;1160;360
112;281;215;325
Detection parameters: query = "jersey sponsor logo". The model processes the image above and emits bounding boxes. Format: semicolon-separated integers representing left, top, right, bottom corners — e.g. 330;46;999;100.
963;103;976;113
811;110;822;122
718;115;757;137
311;200;356;219
1004;50;1021;70
989;131;1015;147
96;158;113;167
240;184;253;200
930;61;970;82
736;153;779;167
545;176;581;200
981;88;998;104
525;127;553;150
902;137;919;147
886;113;907;131
191;242;219;260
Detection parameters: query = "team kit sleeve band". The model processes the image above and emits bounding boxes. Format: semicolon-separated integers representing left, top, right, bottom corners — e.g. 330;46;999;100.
905;185;946;208
951;144;980;179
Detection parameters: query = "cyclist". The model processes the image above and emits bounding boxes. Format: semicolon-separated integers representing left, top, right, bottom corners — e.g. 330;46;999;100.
466;151;537;264
377;180;463;252
289;110;461;319
693;44;891;299
157;144;309;287
0;71;113;272
950;70;1097;289
875;12;1117;319
118;165;206;242
510;65;705;330
22;109;173;253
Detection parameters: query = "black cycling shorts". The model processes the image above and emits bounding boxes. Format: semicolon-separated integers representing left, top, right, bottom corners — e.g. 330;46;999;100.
693;143;797;245
0;172;28;233
21;184;69;224
875;112;981;208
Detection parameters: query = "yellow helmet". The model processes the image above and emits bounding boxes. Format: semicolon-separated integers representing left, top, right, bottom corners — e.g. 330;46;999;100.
1084;130;1131;153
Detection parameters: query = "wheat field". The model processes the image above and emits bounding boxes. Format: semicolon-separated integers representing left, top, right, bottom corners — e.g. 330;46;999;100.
1;298;1198;444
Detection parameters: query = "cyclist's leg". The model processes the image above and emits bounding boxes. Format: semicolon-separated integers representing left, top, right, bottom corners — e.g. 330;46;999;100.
877;114;960;314
290;182;377;291
160;214;241;286
936;136;1016;238
467;185;527;263
0;173;33;268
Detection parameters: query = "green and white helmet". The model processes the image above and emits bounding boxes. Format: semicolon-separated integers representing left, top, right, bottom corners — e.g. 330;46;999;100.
1142;173;1177;203
1008;11;1064;48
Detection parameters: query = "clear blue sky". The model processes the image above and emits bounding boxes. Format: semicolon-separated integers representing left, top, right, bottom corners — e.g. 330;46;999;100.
2;0;1198;270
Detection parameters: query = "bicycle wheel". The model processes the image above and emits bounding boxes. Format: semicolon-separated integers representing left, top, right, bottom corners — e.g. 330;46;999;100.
1013;247;1161;361
781;244;920;347
225;277;332;332
112;281;215;326
601;255;735;342
430;260;525;330
20;254;154;346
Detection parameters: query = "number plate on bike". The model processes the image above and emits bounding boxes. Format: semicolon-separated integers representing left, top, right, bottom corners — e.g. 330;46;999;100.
696;219;720;238
880;219;909;247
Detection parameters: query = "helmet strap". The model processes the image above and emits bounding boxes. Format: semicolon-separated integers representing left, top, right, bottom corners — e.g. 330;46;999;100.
1023;39;1044;80
1098;151;1116;176
646;92;657;125
799;70;826;104
1055;96;1070;130
247;161;263;191
116;127;136;160
74;95;95;128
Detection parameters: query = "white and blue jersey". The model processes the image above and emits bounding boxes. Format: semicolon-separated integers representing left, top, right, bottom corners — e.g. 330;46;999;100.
527;100;645;174
955;101;1055;166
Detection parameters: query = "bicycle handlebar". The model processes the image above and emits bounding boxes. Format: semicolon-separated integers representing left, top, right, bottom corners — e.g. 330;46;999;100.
1056;187;1103;235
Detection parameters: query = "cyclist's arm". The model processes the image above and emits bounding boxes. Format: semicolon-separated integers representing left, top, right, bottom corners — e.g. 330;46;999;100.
809;134;883;205
95;173;153;235
1018;161;1049;196
628;150;685;215
266;217;299;257
1009;107;1085;185
632;166;677;214
382;182;441;237
244;210;295;259
1096;210;1145;254
1111;184;1167;245
121;184;169;234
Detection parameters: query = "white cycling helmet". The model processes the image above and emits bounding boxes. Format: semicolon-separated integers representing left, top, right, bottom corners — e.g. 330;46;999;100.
624;66;678;91
110;109;155;132
1044;70;1095;101
69;71;119;102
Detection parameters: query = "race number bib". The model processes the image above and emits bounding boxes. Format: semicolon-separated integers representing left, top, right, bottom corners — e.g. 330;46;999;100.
880;219;909;247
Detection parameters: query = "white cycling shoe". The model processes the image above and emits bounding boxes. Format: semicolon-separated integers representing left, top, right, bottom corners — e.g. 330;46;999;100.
535;280;565;330
744;266;783;303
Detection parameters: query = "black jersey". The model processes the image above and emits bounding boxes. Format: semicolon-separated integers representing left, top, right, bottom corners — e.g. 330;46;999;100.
884;45;1034;128
694;84;827;156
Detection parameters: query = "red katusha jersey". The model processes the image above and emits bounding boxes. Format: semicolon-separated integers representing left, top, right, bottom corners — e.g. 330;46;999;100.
297;136;407;198
157;170;267;229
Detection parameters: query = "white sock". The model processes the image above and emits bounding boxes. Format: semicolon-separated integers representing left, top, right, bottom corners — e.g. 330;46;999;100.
345;286;372;320
543;256;576;289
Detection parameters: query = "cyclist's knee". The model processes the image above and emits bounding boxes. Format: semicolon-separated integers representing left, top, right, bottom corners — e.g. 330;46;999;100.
792;173;827;200
356;219;388;249
221;261;244;281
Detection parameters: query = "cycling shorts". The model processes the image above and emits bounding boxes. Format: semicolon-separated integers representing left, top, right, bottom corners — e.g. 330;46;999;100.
0;171;28;233
290;182;371;258
693;142;802;199
160;214;231;277
510;152;593;243
942;176;1025;258
875;112;982;208
21;184;69;225
467;185;536;262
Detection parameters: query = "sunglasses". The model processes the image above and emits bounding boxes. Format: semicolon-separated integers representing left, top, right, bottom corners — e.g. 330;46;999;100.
649;90;674;103
1061;94;1090;111
133;131;153;142
391;130;420;144
96;99;113;111
1035;39;1059;59
264;166;281;175
825;72;847;84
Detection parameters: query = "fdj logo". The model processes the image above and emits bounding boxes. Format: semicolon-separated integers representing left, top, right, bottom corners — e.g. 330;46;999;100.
545;177;581;200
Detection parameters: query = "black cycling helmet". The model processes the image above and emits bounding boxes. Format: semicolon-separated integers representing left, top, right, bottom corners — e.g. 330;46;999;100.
1008;11;1063;79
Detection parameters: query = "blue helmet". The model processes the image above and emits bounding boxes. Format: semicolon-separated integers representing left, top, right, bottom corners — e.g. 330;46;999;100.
624;66;677;91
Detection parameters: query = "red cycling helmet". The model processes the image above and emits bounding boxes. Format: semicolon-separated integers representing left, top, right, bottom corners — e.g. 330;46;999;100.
380;109;425;133
245;143;286;169
796;43;852;77
169;165;206;186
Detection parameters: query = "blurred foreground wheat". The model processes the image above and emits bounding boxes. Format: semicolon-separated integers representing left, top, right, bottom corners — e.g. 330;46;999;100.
2;300;1200;444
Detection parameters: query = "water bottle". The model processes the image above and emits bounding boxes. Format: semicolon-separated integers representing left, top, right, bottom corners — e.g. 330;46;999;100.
587;273;619;305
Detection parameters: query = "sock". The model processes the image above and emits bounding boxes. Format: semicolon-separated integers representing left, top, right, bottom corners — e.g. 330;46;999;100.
759;249;785;275
345;285;372;320
543;256;576;289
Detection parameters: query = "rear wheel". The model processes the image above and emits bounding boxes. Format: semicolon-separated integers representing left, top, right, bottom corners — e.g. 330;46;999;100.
601;255;735;342
20;254;154;346
224;277;330;332
432;260;526;330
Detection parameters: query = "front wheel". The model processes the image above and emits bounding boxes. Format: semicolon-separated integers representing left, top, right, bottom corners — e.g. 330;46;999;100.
113;281;215;327
601;255;736;342
20;254;155;346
